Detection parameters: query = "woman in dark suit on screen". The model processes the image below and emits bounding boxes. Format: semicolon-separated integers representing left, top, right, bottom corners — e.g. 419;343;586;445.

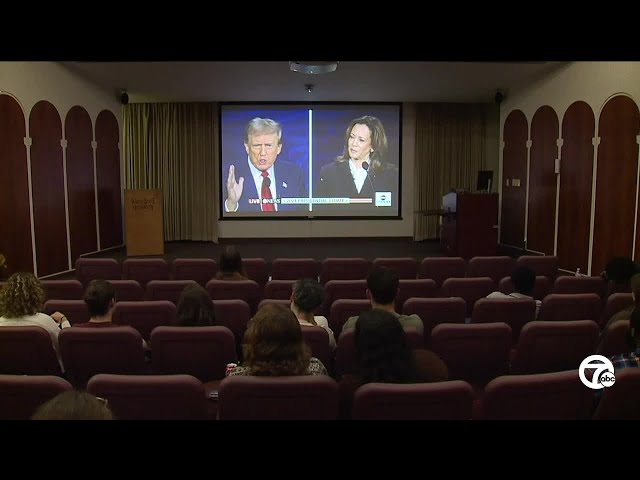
314;115;398;211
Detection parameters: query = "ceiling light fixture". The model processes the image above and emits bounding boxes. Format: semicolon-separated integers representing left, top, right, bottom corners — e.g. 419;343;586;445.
289;61;338;74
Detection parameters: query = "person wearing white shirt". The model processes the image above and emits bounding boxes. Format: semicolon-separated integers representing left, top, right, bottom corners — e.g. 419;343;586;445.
487;265;542;318
0;272;70;371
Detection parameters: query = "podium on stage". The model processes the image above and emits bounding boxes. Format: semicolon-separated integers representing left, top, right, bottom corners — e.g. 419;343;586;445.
124;189;164;256
440;192;498;259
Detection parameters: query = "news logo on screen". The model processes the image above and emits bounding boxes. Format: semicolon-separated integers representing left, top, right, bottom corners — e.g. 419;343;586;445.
375;192;392;207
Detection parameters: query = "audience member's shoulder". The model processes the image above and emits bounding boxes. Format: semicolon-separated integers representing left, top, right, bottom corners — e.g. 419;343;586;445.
487;291;509;299
342;315;358;332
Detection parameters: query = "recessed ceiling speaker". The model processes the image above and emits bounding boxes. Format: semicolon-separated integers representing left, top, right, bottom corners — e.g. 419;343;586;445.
289;61;338;74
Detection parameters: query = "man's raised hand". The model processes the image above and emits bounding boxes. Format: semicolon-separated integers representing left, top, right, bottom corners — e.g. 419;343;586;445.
226;164;244;211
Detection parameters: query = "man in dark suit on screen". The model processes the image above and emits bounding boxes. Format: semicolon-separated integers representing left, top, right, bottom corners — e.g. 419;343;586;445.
224;117;307;213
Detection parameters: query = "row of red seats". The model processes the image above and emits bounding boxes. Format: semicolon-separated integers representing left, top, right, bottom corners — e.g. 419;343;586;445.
72;255;565;288
2;367;637;420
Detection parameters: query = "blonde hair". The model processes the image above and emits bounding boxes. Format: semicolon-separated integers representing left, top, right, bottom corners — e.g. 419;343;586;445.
0;272;45;318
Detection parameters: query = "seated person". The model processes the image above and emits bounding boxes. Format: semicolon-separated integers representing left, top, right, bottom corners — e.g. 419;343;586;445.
176;283;216;326
32;390;113;420
74;279;149;350
339;309;448;419
600;257;640;296
215;246;248;281
487;265;541;318
74;280;118;328
598;273;640;353
226;303;328;376
290;278;336;350
593;307;640;402
0;272;70;370
342;266;423;334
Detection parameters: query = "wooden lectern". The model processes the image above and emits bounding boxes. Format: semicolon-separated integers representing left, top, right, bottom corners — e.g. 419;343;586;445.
440;192;498;259
124;189;164;256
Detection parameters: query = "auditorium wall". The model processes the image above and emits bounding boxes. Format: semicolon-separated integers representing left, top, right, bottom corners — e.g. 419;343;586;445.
0;62;123;277
499;61;640;275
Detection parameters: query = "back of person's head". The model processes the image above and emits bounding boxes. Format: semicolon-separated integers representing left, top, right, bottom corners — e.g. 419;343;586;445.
243;303;311;376
604;256;638;284
511;266;536;295
366;266;399;306
291;278;324;314
0;271;44;318
83;279;115;317
32;390;113;420
354;309;416;384
176;284;215;327
218;246;245;276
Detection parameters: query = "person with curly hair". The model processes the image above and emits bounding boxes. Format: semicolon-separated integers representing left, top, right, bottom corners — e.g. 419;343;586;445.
290;278;336;350
226;303;328;376
0;272;70;369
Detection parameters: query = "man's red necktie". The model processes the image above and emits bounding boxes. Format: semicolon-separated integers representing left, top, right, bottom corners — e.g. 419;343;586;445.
261;171;275;212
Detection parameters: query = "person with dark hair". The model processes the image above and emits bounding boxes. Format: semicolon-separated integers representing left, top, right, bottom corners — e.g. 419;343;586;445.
338;309;448;419
74;279;149;350
487;265;541;318
224;117;307;213
0;272;69;369
176;283;216;327
290;278;335;350
600;256;639;296
74;279;117;328
601;256;639;284
215;245;248;280
341;266;423;333
315;115;398;211
226;303;328;376
32;390;113;420
598;273;640;353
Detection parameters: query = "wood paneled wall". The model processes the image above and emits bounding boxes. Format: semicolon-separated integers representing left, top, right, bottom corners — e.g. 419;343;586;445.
501;95;640;275
527;106;558;255
592;96;639;275
29;101;68;277
0;93;122;278
500;110;528;249
0;95;33;275
95;111;122;250
65;106;98;262
557;101;594;274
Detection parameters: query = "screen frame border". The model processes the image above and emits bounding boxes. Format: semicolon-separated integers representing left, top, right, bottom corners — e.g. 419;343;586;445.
218;101;404;221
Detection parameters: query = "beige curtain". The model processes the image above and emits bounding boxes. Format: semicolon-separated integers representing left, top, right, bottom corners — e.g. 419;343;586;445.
414;103;486;241
122;103;218;242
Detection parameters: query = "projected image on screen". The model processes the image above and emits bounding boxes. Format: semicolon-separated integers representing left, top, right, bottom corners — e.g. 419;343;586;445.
220;103;401;219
